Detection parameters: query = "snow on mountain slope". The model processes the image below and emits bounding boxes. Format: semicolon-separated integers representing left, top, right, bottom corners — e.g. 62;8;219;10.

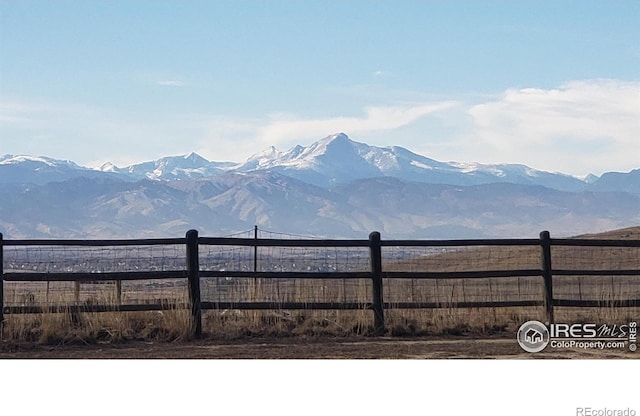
99;152;236;180
235;133;452;185
4;134;639;239
2;133;632;194
0;154;77;167
0;154;110;184
234;133;588;190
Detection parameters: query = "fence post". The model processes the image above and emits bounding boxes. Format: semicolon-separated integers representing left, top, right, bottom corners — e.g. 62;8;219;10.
115;280;122;305
0;233;4;327
539;230;554;324
253;225;259;301
254;225;258;272
186;229;202;338
369;231;385;335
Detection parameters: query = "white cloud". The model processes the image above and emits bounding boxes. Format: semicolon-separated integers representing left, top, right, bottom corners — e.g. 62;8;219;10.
456;79;640;175
373;70;392;79
254;102;458;148
156;80;185;87
0;98;204;166
3;79;638;176
0;102;37;125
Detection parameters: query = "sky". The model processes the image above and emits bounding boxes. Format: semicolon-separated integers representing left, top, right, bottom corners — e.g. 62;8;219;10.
1;1;639;177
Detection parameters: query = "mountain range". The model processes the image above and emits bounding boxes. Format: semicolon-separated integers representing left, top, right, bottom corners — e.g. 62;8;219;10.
1;133;638;239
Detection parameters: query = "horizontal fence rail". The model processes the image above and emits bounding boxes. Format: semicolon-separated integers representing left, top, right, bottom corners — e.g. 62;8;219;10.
1;229;639;337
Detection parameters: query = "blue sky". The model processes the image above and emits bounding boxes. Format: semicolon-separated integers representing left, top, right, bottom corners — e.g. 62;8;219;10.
1;1;639;176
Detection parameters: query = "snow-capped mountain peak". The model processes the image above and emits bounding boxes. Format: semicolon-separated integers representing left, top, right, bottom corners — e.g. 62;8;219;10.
0;154;105;185
233;133;591;190
1;133;603;191
249;146;283;162
236;133;383;183
2;134;638;239
184;152;210;165
0;154;81;169
96;153;235;181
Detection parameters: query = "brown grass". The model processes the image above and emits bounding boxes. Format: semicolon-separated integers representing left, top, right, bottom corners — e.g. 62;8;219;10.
1;226;639;345
1;290;191;345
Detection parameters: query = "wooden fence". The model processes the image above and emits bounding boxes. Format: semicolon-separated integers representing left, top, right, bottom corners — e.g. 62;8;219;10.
1;230;639;337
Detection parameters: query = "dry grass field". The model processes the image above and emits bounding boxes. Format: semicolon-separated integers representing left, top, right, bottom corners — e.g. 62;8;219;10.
1;226;638;358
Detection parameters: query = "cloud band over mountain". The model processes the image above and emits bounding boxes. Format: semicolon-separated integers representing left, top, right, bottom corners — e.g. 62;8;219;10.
2;80;638;177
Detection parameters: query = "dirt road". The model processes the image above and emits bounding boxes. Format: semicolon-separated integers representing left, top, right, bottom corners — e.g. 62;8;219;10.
1;336;636;359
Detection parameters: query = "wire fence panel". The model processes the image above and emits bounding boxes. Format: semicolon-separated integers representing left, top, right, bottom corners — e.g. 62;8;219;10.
381;245;541;272
2;243;186;307
381;244;543;305
551;245;640;271
198;233;371;304
3;244;185;273
199;244;254;272
382;276;544;305
200;277;372;304
550;244;640;302
256;246;370;273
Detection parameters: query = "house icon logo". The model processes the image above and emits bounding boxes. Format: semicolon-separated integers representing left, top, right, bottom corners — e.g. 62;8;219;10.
525;328;543;344
517;321;550;353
